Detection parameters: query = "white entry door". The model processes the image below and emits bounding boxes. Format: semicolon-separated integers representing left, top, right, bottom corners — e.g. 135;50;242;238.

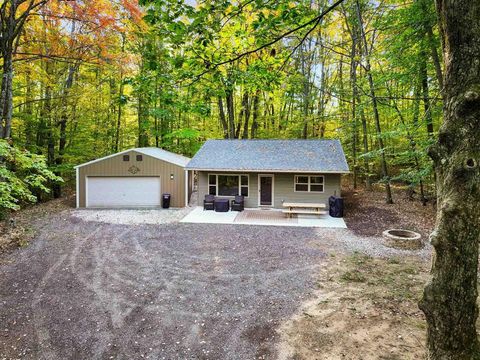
86;177;161;208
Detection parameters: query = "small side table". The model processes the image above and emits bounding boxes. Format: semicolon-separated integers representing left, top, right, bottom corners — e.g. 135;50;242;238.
214;199;230;212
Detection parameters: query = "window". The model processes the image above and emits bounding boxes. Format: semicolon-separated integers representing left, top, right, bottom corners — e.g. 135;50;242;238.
240;175;249;196
218;175;239;196
294;175;324;192
208;175;216;195
208;174;249;197
136;155;143;161
123;155;130;161
310;176;324;192
294;176;309;192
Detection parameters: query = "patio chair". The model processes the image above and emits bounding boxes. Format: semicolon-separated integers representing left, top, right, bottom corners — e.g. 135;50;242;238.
204;194;215;210
231;195;244;212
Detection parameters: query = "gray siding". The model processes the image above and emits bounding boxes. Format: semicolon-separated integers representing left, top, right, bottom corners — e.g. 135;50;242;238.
197;171;342;209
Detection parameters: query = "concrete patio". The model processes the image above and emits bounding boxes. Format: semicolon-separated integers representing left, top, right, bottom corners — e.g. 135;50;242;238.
180;206;347;228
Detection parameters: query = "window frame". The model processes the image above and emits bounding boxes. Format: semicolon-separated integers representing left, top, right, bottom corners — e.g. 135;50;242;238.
123;155;130;162
207;173;249;198
294;175;325;193
136;154;143;161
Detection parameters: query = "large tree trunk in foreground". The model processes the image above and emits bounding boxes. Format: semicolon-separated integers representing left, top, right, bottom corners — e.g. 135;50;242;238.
419;1;480;358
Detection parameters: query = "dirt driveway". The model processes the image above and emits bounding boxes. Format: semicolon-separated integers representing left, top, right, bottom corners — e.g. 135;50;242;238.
0;210;330;359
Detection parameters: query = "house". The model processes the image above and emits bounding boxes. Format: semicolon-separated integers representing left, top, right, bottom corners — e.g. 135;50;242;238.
75;148;193;208
185;139;349;209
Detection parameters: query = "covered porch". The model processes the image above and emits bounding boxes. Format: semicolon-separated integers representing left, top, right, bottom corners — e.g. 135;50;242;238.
180;206;347;228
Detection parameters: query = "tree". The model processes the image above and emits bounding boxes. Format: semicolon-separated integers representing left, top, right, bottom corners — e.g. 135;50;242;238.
355;0;393;204
419;1;480;358
0;0;47;139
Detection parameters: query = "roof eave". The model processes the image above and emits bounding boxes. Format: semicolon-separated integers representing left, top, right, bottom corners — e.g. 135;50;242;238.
185;167;350;174
74;148;190;169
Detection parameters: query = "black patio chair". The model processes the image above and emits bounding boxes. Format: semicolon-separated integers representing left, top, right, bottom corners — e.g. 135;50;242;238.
231;195;244;211
204;194;215;210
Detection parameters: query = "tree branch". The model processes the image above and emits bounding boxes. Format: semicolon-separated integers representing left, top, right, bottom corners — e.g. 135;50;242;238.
187;0;346;85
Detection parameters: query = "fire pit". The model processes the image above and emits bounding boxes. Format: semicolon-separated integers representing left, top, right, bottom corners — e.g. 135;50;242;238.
383;229;422;250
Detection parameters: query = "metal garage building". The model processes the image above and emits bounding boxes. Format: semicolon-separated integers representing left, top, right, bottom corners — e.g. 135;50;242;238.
75;148;192;208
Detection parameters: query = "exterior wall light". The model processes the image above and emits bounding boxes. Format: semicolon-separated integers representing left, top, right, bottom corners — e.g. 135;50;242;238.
170;174;174;180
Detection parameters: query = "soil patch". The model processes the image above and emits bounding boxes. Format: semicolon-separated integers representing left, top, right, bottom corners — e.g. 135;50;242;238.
343;185;436;239
278;253;429;359
0;194;74;255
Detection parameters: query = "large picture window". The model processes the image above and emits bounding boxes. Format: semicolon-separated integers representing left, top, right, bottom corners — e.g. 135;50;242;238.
208;174;249;197
294;175;324;192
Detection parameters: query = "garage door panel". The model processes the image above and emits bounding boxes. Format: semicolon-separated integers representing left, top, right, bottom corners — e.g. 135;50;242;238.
87;177;161;207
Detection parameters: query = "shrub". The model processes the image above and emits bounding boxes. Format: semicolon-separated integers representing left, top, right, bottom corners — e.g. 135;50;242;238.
0;140;63;217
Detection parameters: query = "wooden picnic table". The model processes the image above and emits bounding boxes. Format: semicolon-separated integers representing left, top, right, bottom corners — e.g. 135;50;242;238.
282;202;327;218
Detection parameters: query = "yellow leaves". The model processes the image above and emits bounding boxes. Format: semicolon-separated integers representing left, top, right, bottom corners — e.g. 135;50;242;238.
16;0;144;70
225;5;234;15
261;8;270;17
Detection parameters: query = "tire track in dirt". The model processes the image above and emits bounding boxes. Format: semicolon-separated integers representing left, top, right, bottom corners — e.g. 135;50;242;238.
31;226;103;360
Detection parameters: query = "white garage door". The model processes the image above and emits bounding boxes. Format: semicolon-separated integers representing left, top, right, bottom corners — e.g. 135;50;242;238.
86;177;161;208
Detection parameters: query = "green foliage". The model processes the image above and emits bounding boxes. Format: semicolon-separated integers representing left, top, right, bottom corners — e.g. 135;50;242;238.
0;141;63;214
6;0;443;209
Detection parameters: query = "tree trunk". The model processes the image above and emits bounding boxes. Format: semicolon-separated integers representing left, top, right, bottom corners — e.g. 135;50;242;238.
385;79;427;205
115;76;124;152
0;51;14;139
24;68;34;148
417;0;444;91
226;90;235;139
250;91;259;139
350;28;358;190
241;92;251;139
43;60;54;168
419;1;480;358
52;63;77;198
137;97;149;147
426;26;444;91
217;97;229;139
412;82;427;205
359;103;371;190
355;0;393;204
420;50;435;137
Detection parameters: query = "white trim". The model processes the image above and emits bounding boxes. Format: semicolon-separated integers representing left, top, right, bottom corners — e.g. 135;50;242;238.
188;168;349;174
294;175;325;193
85;176;89;208
258;174;274;207
74;147;190;169
207;173;250;198
185;170;188;207
76;168;80;208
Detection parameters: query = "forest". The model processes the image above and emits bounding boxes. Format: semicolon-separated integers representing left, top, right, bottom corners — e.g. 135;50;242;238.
1;1;480;358
1;0;442;211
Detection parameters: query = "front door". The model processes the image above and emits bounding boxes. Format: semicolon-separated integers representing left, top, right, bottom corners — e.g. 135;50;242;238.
259;175;273;206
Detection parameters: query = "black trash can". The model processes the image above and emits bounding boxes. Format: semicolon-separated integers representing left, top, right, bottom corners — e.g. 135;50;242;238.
162;193;171;209
329;196;344;218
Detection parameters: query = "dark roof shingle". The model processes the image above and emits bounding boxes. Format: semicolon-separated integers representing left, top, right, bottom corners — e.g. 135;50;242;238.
186;139;349;173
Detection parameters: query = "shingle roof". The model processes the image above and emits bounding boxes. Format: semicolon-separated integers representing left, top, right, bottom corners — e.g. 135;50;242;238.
186;139;349;173
74;147;190;168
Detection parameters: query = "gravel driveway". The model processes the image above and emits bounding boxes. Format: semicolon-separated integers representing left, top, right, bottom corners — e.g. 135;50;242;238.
0;210;328;360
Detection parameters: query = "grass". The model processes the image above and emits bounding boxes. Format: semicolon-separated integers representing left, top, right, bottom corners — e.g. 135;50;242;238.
339;252;426;302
